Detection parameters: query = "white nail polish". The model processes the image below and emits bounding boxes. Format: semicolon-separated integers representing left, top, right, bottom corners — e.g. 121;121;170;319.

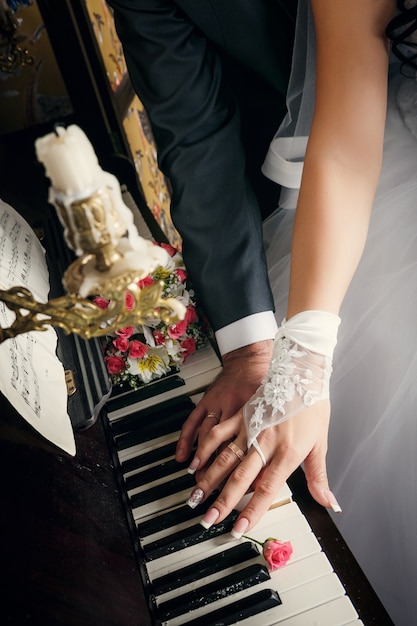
324;489;342;513
230;517;249;539
200;507;220;530
186;488;204;509
187;457;200;475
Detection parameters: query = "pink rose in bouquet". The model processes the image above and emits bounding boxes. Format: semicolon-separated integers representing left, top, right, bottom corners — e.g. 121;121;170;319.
95;296;110;309
113;336;130;352
128;340;149;359
115;326;135;339
167;318;188;340
105;355;126;375
125;292;135;311
181;337;196;361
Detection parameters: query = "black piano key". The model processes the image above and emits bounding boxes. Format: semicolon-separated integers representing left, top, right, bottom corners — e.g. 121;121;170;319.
144;510;239;561
157;563;271;622
121;440;178;474
107;374;185;411
111;394;195;437
136;495;218;539
114;404;193;450
129;473;195;509
182;588;282;626
124;457;189;491
151;541;261;595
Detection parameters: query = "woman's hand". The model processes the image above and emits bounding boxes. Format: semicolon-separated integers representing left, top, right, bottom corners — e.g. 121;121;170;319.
186;399;341;536
175;339;273;466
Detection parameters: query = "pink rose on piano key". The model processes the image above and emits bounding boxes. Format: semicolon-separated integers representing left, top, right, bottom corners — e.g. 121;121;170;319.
262;538;293;571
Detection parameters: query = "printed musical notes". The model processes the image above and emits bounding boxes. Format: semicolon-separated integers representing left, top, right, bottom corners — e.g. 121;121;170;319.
0;198;75;455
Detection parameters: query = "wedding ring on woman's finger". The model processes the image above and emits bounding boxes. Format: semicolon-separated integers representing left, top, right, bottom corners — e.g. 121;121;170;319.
227;441;247;462
206;411;220;423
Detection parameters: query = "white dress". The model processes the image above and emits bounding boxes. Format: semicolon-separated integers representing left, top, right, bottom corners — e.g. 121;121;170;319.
262;1;417;624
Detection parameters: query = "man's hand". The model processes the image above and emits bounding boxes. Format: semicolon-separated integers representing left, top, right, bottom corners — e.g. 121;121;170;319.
175;340;273;468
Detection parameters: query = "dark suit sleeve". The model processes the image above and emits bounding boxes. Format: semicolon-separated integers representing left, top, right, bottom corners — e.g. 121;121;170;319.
108;0;277;333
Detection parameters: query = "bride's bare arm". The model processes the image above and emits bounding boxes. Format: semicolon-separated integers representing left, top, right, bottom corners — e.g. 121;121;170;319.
186;0;396;535
287;0;395;318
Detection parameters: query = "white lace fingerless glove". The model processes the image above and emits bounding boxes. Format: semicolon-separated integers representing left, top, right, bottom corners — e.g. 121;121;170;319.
243;310;341;466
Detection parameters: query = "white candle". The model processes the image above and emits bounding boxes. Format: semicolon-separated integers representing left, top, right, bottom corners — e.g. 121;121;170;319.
35;125;103;196
34;124;172;297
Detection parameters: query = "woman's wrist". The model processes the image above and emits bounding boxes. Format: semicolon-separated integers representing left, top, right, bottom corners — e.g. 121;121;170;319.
278;310;341;358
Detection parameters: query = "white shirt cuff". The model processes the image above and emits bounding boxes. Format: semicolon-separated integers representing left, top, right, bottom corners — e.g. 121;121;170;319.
215;311;279;356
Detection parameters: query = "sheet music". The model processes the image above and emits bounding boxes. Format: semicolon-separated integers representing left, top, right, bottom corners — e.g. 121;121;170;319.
0;199;75;456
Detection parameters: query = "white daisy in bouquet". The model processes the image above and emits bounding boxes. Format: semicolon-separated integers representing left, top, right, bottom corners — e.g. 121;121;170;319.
97;242;209;391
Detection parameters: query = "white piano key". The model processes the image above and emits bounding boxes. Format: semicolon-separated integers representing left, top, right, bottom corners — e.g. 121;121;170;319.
114;390;202;464
139;509;209;549
155;541;328;606
107;345;222;420
103;365;367;625
117;431;180;464
242;593;361;626
122;452;177;481
101;337;367;625
139;482;294;549
132;487;194;521
163;570;348;626
127;466;189;497
150;499;359;625
146;501;311;579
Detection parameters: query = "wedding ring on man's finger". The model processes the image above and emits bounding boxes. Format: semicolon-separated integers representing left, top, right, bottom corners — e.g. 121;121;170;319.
207;411;220;423
227;441;247;462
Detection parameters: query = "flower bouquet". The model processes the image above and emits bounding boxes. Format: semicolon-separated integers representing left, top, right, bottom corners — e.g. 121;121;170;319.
97;242;209;394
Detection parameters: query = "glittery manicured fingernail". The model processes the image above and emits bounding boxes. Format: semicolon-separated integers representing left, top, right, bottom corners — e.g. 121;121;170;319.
200;507;220;530
187;457;200;475
187;487;204;509
324;489;342;513
230;517;249;539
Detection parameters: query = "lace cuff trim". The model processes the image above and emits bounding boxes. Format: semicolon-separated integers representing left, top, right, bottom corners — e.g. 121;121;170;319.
243;310;340;466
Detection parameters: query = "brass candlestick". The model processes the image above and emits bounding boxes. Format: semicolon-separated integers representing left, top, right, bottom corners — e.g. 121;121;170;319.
0;143;184;344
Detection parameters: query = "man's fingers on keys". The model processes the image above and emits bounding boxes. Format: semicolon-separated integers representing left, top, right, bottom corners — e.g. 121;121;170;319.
195;407;222;447
190;445;264;529
187;414;242;475
175;403;206;462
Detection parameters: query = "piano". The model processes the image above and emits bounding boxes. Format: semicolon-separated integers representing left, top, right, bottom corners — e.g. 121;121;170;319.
0;133;393;623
